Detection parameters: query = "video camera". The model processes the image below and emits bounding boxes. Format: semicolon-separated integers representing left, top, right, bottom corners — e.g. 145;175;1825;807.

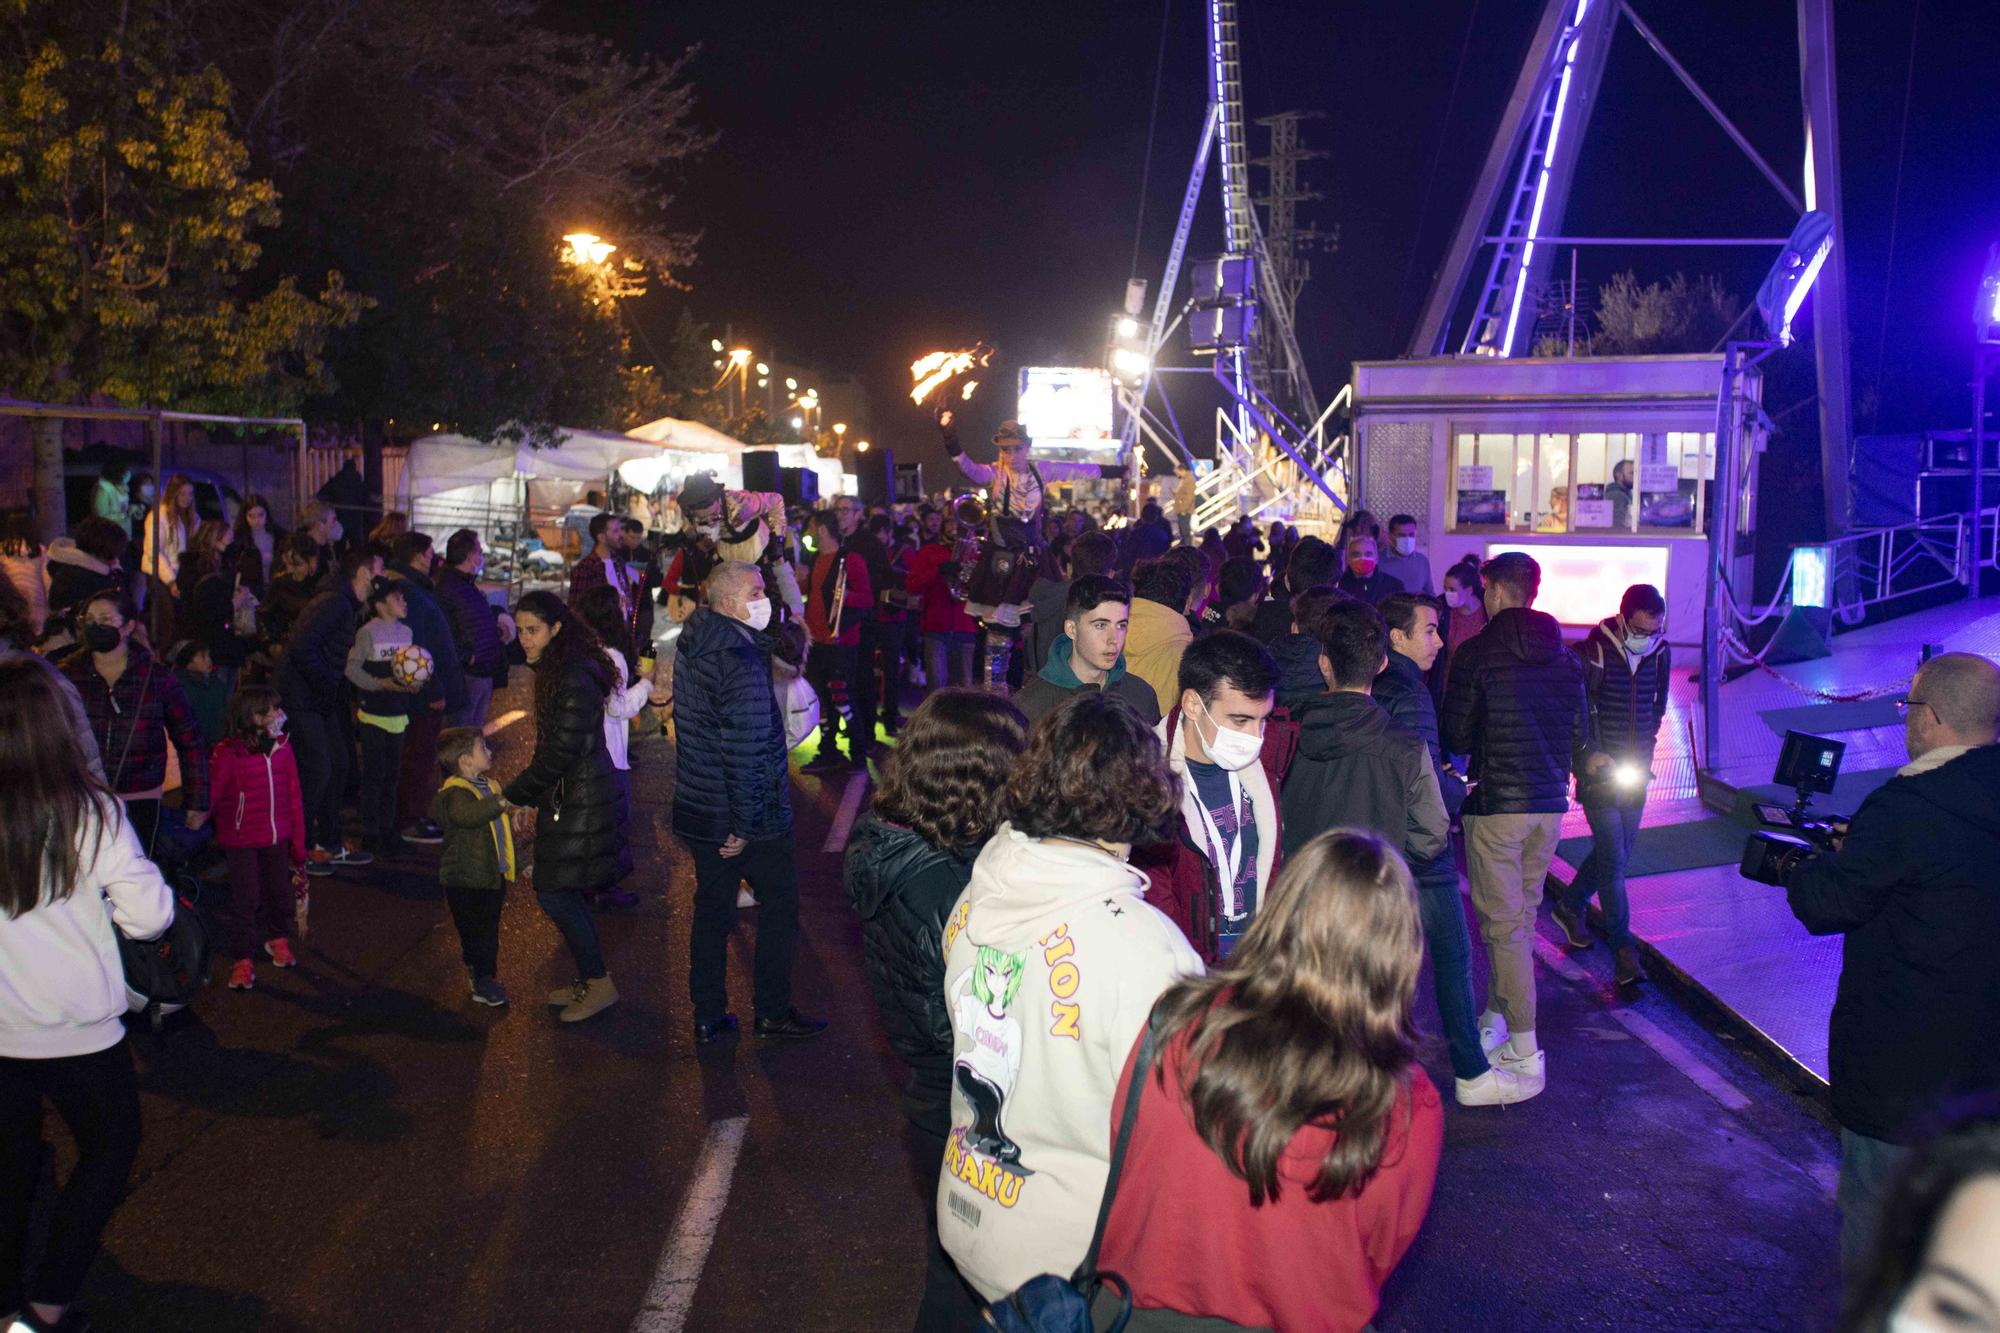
1740;731;1846;885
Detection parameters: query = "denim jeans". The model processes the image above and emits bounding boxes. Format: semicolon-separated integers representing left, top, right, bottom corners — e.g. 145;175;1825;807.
1839;1128;1911;1282
1416;862;1488;1081
924;632;975;689
683;834;801;1025
448;675;495;729
1568;803;1642;951
535;889;606;981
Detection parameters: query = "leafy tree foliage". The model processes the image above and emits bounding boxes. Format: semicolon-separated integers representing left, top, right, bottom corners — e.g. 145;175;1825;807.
1591;271;1742;356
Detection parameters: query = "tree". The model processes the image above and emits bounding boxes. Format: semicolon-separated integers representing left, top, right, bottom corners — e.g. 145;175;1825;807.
0;1;363;537
1591;272;1742;357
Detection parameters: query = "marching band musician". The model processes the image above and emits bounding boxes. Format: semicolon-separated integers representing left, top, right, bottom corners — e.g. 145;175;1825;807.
801;507;874;774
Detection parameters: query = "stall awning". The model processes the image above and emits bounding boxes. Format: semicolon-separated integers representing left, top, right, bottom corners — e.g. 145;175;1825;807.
626;416;752;455
403;428;671;492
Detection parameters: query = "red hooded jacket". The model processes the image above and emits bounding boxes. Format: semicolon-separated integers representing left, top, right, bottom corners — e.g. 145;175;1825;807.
208;735;308;863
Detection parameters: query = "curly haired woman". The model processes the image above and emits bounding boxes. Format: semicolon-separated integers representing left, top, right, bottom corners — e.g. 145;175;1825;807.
845;688;1028;1331
934;692;1202;1305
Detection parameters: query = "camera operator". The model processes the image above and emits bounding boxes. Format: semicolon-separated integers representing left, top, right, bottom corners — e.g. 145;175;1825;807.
1783;652;2000;1276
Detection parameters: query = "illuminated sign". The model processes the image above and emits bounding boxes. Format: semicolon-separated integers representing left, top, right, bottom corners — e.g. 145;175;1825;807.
1017;367;1113;447
1487;542;1670;629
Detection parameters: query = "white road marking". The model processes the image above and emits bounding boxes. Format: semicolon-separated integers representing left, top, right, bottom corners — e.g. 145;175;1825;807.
1532;937;1753;1113
483;709;527;735
821;771;869;853
630;1115;750;1333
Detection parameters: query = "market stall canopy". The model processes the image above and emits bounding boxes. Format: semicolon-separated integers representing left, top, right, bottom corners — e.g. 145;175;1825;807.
626;416;751;454
403;428;667;491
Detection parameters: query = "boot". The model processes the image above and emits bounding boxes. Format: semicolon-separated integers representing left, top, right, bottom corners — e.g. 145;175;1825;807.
559;975;619;1023
549;982;583;1007
1614;947;1647;987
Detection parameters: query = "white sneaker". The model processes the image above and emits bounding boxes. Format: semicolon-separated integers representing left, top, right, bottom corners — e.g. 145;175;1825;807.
1479;1015;1510;1055
1491;1046;1547;1098
1455;1064;1543;1107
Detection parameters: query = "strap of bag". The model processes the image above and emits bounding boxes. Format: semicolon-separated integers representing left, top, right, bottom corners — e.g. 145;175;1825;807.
1073;1004;1162;1283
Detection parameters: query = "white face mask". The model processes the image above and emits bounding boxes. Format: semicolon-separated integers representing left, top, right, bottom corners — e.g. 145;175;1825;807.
743;597;772;631
1393;536;1416;556
1194;697;1263;771
1624;632;1658;654
1444;588;1468;610
267;709;288;738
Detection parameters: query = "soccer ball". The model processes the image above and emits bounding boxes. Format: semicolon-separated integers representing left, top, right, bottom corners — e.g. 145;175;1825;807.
390;644;435;690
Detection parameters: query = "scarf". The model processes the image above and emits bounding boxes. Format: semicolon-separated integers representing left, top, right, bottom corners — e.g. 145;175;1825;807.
443;774;516;880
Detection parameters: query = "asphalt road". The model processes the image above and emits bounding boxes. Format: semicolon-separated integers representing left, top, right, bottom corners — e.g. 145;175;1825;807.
26;678;1844;1331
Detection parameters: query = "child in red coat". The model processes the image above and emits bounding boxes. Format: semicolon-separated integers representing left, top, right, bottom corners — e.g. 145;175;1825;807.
208;684;308;991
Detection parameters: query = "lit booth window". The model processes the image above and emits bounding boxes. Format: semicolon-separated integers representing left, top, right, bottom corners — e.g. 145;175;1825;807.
1353;355;1760;646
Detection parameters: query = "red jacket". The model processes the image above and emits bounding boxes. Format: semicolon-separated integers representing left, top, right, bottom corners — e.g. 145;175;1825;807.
805;546;872;647
1098;1024;1444;1332
1133;705;1297;963
905;540;977;635
208;736;308;863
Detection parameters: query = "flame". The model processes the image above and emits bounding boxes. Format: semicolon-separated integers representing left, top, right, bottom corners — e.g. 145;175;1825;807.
909;344;994;406
961;380;979;400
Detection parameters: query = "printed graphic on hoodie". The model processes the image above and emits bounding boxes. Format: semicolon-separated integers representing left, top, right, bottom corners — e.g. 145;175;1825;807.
950;946;1030;1185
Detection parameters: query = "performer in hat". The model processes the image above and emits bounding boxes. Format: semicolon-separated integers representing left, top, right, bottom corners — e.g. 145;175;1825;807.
940;413;1106;530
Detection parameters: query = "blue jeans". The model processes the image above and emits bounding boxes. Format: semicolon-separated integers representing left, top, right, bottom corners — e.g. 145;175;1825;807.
1567;803;1641;951
535;889;606;981
1839;1128;1911;1282
1416;863;1487;1082
448;675;495;730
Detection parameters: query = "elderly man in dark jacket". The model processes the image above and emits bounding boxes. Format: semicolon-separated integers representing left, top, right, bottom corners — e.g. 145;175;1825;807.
1441;551;1585;1098
1786;651;2000;1274
435;529;511;728
673;560;825;1045
277;548;377;870
386;532;469;844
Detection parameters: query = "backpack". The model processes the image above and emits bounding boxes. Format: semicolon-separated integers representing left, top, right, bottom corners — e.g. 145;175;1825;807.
119;878;213;1009
979;1010;1160;1333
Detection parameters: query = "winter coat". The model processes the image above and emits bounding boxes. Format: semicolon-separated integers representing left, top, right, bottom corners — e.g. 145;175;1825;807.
1788;745;2000;1142
937;824;1202;1301
386;561;469;713
805;545;872;647
671;607;791;845
261;573;320;649
435;566;508;684
184;569;252;669
1134;706;1292;963
43;539;122;622
845;816;975;1135
1122;596;1194;716
208;736;307;862
503;651;631;891
0;801;173;1059
1374;650;1466;823
63;644;210;809
1440;607;1587;816
276;586;362;715
1282;691;1448;868
345;617;415;721
433;777;514;891
1025;576;1070;672
1012;633;1160;728
1574;616;1672;811
1272;629;1326;712
906;540;976;636
1337;567;1407;606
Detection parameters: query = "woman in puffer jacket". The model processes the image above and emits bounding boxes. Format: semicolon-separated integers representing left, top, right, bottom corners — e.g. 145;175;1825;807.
844;688;1027;1333
0;660;173;1332
503;590;629;1025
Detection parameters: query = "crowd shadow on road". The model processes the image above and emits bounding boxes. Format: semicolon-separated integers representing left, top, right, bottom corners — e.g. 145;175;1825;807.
75;1258;301;1333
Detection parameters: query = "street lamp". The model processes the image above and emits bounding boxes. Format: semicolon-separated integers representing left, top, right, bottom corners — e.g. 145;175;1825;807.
833;422;847;437
561;232;616;266
729;348;752;366
857;440;871;453
711;339;725;353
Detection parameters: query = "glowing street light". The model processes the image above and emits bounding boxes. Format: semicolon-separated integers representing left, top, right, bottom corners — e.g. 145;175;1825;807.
711;339;725;353
561;232;617;266
755;362;770;376
1116;316;1141;339
791;416;805;430
729;348;752;365
785;377;799;391
832;422;848;437
857;440;871;452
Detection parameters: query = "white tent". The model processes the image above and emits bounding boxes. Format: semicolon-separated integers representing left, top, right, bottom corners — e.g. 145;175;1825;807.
400;428;666;494
626;416;750;454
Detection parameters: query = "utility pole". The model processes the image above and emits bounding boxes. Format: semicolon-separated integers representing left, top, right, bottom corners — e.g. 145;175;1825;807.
1253;111;1338;419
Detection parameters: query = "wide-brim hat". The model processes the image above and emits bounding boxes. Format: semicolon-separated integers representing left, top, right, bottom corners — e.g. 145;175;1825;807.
993;421;1032;446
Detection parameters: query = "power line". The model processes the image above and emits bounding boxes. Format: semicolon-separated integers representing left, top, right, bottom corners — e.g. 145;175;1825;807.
1129;0;1174;281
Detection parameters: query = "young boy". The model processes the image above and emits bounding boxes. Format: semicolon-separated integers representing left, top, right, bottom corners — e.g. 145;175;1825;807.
434;726;514;1007
345;577;416;854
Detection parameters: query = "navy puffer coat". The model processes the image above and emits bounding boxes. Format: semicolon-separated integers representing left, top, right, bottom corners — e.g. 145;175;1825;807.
671;607;790;844
1574;616;1672;810
504;651;631;891
1441;606;1587;816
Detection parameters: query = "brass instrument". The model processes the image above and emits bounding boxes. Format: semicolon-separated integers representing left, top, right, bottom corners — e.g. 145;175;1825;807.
829;547;849;639
947;494;987;604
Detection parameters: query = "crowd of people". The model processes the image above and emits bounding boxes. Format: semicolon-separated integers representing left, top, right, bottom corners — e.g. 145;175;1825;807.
0;418;1996;1331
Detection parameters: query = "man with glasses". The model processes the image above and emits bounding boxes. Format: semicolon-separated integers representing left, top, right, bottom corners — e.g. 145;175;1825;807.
1784;652;2000;1276
1554;583;1670;987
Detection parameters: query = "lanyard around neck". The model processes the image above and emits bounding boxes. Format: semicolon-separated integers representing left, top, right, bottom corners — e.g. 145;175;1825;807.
1189;767;1246;914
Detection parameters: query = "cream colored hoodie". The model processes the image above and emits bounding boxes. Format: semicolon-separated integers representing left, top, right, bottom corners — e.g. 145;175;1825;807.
937;823;1202;1300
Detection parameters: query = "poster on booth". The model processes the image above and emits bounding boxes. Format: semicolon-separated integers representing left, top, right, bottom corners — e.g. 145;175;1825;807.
1572;483;1613;529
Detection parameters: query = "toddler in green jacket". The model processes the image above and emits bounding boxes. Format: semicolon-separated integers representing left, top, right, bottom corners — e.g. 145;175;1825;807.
433;727;515;1007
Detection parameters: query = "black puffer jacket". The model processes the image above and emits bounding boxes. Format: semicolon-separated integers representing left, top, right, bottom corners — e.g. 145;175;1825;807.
435;566;509;684
1374;649;1466;820
276;585;362;714
1788;745;2000;1141
671;607;790;844
1441;606;1587;816
1272;630;1325;712
845;816;974;1135
1280;691;1448;868
504;651;631;891
1574;617;1671;810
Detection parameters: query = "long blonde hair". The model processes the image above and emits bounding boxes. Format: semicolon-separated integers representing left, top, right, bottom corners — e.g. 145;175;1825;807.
155;474;195;543
1149;828;1424;1205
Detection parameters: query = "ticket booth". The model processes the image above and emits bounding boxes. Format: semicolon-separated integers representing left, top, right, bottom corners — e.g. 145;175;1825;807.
1350;355;1762;649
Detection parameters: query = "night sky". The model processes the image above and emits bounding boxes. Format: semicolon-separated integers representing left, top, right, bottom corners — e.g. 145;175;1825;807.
554;0;1999;476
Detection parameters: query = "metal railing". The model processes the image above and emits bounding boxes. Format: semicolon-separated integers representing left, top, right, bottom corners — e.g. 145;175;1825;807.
1823;507;1994;623
1189;384;1351;532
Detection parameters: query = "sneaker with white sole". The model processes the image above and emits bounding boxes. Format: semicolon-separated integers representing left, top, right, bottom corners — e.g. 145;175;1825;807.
1490;1046;1548;1098
1455;1064;1543;1107
327;845;374;867
470;977;510;1007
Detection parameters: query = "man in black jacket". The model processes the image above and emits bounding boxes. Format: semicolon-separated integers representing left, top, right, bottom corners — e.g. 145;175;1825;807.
278;547;377;871
1280;600;1448;869
1786;651;2000;1274
435;529;512;728
1336;533;1406;606
673;560;825;1045
386;532;470;845
1441;551;1586;1096
1375;594;1534;1107
1556;583;1670;986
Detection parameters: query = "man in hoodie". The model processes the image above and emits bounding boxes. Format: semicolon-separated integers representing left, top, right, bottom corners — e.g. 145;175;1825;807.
1442;551;1587;1097
1279;601;1447;870
1012;575;1159;728
1555;583;1670;987
1336;534;1406;607
1123;558;1195;716
1138;631;1286;962
673;560;825;1045
1273;586;1346;712
1787;652;2000;1272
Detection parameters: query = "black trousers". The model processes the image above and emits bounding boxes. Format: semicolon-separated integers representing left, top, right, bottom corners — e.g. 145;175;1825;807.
911;1121;986;1332
289;708;351;851
444;883;506;980
862;619;904;726
357;723;405;848
0;1041;142;1313
805;643;869;756
682;834;800;1025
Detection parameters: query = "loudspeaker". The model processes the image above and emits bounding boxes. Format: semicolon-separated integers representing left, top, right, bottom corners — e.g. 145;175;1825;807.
855;447;896;507
894;462;924;504
741;449;783;495
779;466;819;508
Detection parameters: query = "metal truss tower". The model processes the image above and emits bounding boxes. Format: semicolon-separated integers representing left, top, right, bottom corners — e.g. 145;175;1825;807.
1409;0;1856;535
1254;111;1338;413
